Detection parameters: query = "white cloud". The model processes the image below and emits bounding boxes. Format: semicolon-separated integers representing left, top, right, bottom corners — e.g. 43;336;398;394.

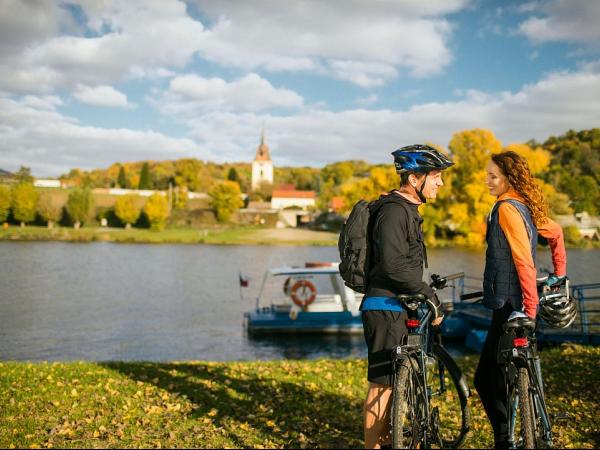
0;1;207;94
0;0;469;95
171;63;600;166
0;95;202;177
192;0;468;84
518;0;600;45
2;59;599;178
73;84;133;108
155;73;303;114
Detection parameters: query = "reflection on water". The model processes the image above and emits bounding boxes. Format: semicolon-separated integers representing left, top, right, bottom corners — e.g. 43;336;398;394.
246;333;367;360
0;242;598;361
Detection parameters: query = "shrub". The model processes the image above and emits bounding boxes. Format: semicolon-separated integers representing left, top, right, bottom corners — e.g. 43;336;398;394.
0;185;11;223
37;192;63;228
143;193;169;230
209;181;244;222
66;188;94;229
114;194;142;229
11;183;39;227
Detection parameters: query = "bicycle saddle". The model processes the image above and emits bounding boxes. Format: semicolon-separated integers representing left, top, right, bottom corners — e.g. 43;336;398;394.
503;317;536;332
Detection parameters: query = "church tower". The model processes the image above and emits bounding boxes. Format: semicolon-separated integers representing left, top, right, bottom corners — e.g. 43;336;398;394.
251;130;273;190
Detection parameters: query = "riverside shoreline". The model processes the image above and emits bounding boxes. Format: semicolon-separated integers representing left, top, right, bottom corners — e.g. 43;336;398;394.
0;226;340;246
1;344;598;449
3;225;599;248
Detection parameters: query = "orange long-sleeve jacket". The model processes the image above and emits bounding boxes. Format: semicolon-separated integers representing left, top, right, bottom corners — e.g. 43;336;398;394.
495;190;567;318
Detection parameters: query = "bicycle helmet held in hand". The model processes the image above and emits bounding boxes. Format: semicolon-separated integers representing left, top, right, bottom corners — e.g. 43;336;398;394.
391;144;454;174
539;278;577;329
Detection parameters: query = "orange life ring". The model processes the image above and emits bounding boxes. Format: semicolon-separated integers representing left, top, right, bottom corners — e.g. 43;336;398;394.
290;280;317;308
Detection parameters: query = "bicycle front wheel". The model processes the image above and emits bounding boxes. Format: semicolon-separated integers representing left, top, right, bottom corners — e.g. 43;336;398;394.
517;367;536;449
391;357;422;449
429;344;471;448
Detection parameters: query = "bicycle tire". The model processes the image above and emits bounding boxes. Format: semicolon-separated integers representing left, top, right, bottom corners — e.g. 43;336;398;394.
391;357;420;449
430;344;471;448
518;368;536;449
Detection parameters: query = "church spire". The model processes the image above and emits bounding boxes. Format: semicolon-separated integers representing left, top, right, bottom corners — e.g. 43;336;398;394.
254;128;271;161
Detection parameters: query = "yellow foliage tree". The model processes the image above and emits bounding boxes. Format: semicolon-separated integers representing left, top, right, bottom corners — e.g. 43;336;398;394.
143;193;169;231
208;180;244;222
448;129;503;245
115;194;142;229
504;143;551;176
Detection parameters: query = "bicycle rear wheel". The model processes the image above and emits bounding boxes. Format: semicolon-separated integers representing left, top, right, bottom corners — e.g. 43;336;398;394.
517;368;536;449
391;357;422;449
429;344;471;448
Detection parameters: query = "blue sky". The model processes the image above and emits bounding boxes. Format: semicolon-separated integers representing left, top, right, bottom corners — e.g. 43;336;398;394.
0;0;599;177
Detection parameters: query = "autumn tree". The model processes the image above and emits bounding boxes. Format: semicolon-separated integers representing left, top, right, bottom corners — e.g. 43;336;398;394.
11;183;39;227
37;192;63;229
66;188;94;229
143;193;169;230
447;129;502;245
208;180;244;222
114;194;142;229
0;185;11;224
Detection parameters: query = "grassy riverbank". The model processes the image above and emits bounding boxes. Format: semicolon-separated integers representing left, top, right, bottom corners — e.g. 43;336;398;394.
0;226;339;246
1;344;598;449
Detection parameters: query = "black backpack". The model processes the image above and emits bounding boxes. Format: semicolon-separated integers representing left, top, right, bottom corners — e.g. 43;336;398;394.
338;199;375;293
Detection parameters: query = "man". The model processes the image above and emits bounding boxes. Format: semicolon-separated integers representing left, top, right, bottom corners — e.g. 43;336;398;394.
361;144;454;449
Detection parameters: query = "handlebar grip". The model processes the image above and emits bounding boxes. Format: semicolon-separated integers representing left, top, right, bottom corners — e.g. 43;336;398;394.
443;272;465;281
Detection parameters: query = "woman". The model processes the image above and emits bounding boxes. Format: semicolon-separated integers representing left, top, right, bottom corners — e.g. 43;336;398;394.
474;150;567;449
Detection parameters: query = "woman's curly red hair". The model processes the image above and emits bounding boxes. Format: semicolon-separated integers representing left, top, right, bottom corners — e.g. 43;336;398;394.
491;151;548;227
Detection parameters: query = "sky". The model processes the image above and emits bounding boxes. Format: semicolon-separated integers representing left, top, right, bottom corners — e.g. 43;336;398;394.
0;0;599;178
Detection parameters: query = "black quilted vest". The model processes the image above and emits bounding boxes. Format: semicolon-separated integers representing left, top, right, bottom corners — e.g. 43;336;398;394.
483;199;537;311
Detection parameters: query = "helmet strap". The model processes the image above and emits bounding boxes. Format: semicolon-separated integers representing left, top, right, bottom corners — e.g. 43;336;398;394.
417;173;428;203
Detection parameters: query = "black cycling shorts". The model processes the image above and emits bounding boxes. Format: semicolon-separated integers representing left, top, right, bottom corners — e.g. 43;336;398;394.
362;310;409;386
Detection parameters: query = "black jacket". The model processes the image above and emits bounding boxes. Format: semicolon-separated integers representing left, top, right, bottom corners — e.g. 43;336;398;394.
365;192;434;300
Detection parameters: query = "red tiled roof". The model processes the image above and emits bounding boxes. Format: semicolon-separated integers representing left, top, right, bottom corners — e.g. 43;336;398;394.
272;190;316;199
331;196;345;210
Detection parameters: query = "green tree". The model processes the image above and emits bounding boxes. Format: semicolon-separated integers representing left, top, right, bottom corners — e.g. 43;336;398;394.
114;194;142;229
117;165;128;189
143;193;169;230
37;192;63;229
227;167;240;185
208;180;244;222
66;188;94;229
138;162;153;190
11;183;39;227
0;185;11;224
14;166;34;184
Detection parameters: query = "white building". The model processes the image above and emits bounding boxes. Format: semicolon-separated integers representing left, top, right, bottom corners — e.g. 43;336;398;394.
251;131;273;190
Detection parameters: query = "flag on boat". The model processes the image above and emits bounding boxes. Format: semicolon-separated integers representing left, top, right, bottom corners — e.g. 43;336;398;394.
239;272;249;287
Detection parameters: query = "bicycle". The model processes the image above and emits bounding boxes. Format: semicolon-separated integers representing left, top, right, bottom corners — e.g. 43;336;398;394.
460;275;572;449
498;276;571;449
390;272;471;449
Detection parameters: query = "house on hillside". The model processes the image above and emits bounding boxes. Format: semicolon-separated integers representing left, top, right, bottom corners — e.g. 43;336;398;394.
271;186;316;228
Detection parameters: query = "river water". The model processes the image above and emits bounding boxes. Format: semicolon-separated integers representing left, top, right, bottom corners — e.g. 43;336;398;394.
0;242;598;362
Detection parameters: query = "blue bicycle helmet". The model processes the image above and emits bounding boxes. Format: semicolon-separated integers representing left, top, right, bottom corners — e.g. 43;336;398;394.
392;144;454;174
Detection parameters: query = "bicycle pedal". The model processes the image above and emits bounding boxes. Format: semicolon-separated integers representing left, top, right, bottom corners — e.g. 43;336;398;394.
552;412;570;422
